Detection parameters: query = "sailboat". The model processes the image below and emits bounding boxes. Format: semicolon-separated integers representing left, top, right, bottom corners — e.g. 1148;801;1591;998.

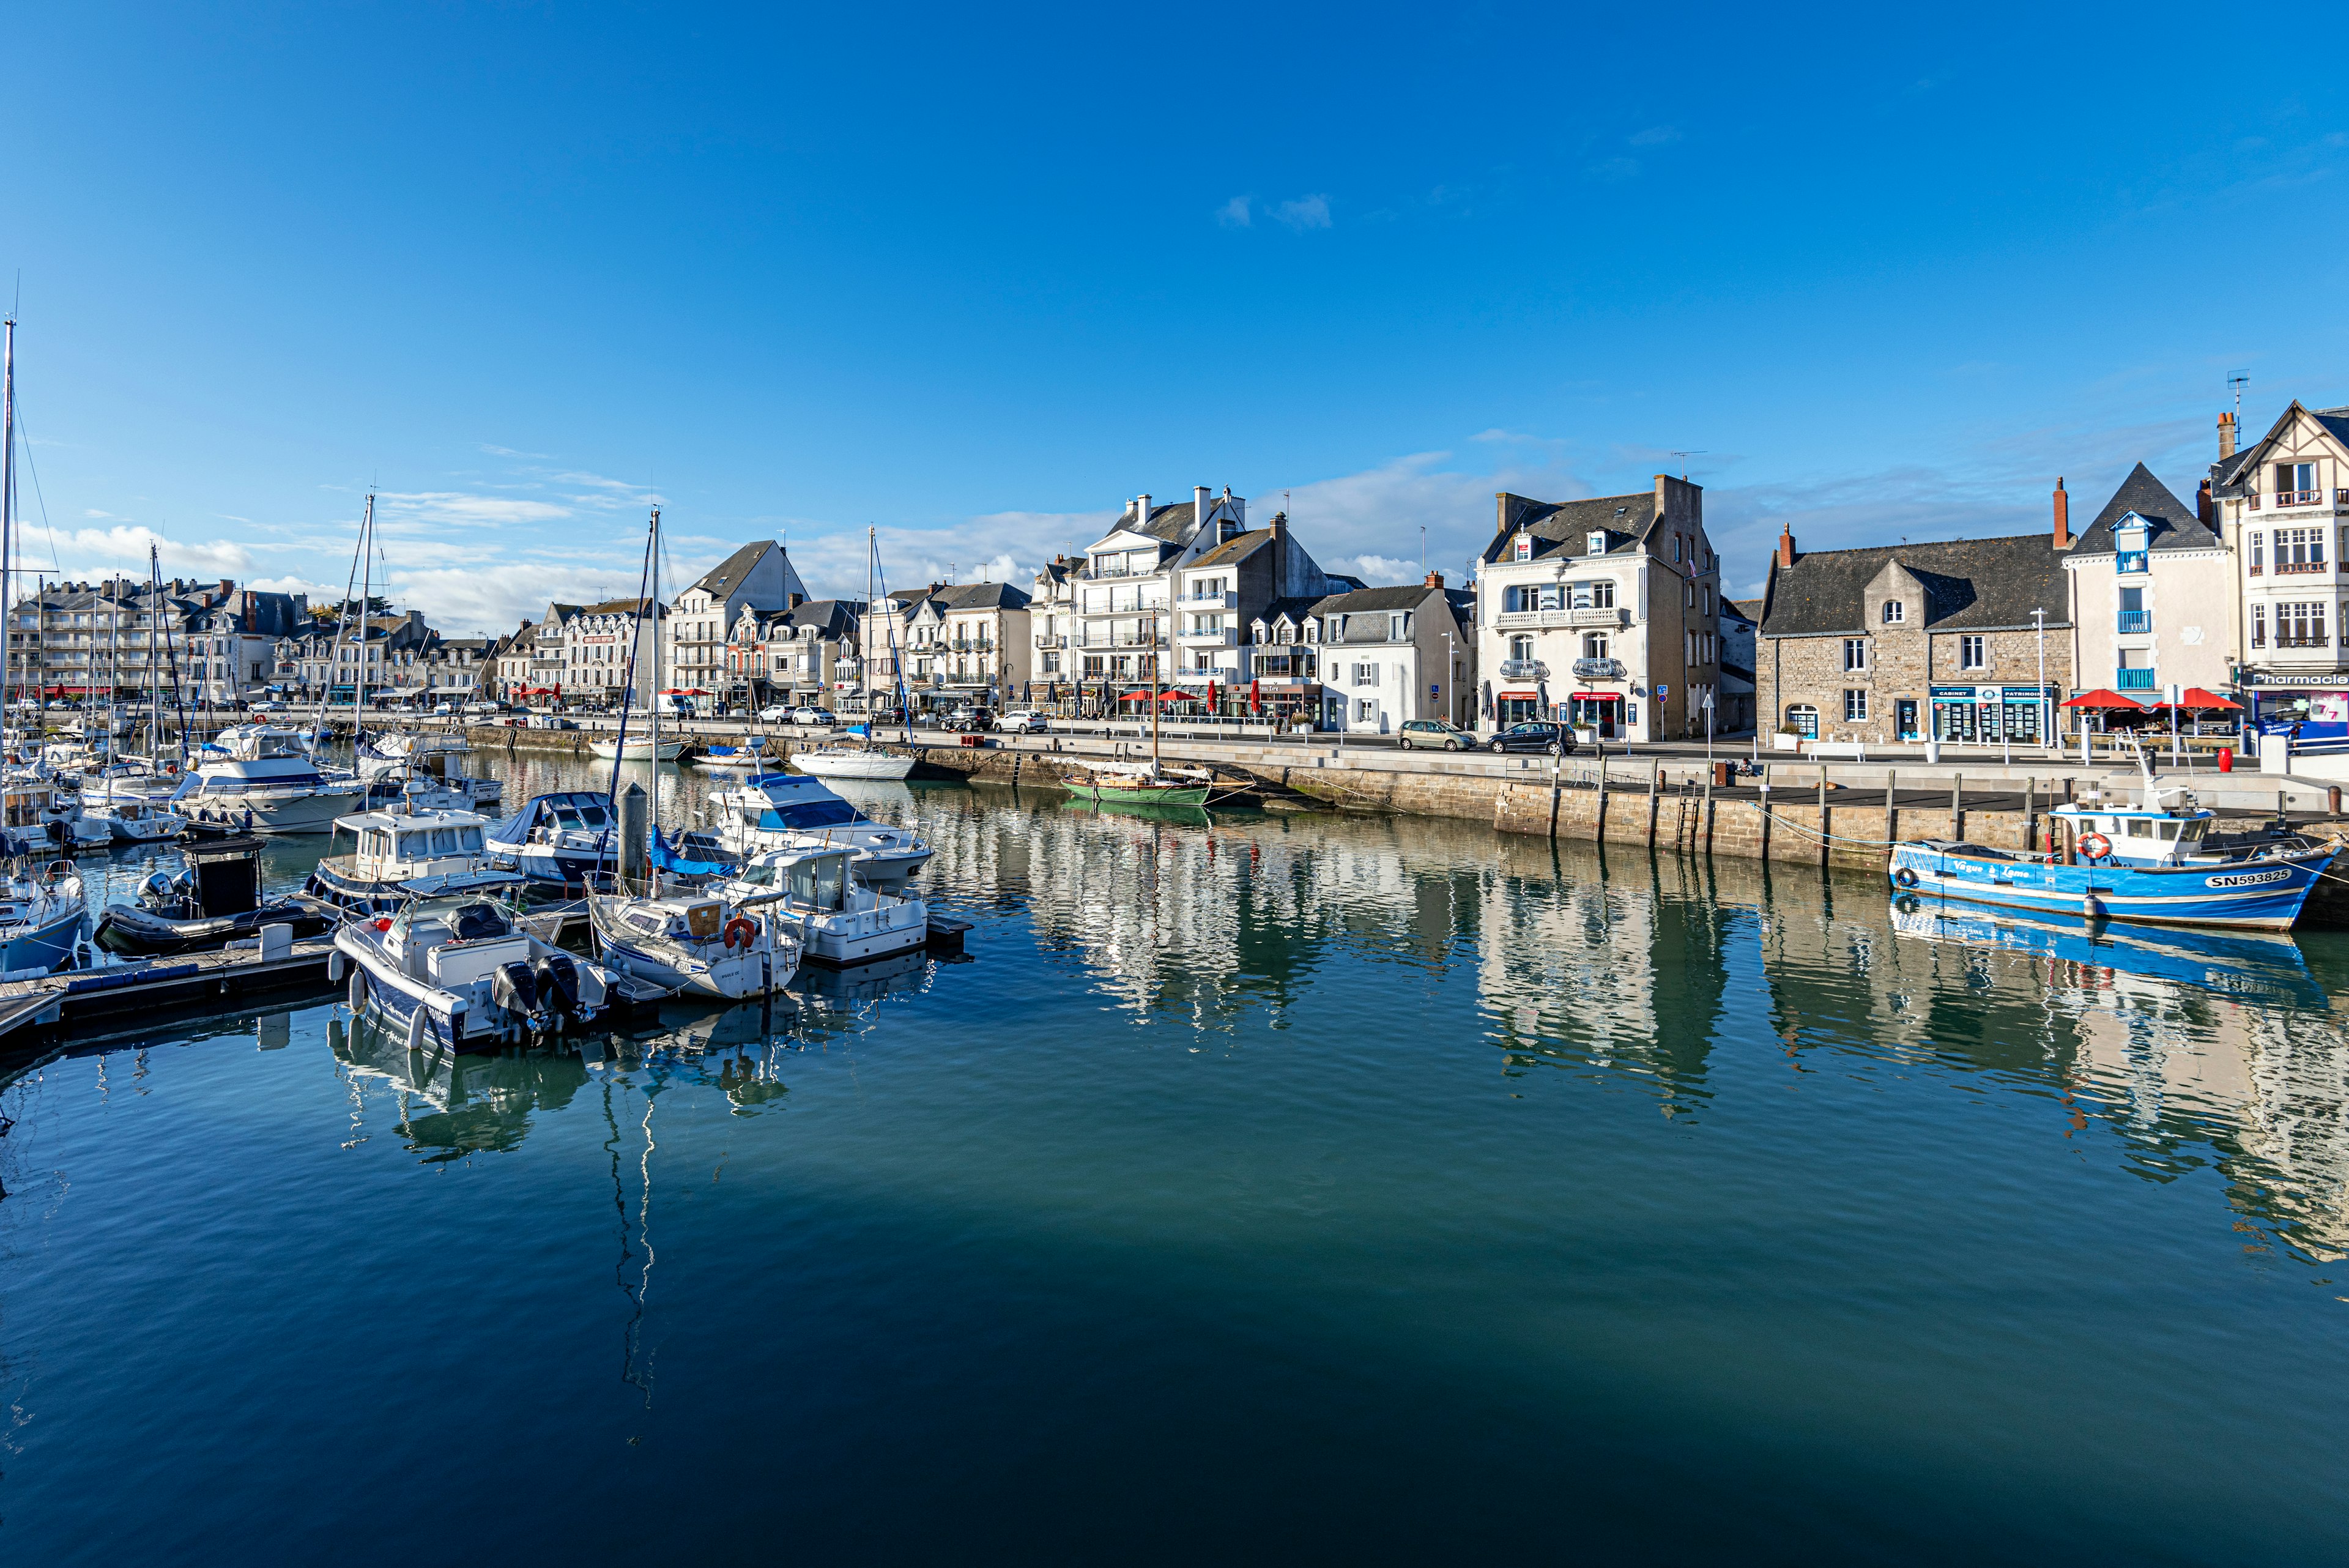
0;314;87;972
792;528;916;782
588;507;801;1000
1061;606;1209;804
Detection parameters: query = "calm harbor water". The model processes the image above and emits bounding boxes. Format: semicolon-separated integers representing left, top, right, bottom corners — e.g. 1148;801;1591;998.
6;751;2349;1562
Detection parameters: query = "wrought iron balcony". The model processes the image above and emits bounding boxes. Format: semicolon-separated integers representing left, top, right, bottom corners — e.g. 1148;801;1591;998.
1572;657;1624;679
2116;611;2151;633
1033;633;1067;649
1497;658;1548;680
1179;626;1236;645
1178;590;1238;609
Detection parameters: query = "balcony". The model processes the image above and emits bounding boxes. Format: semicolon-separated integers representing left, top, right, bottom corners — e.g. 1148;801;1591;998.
1572;657;1624;680
1033;633;1067;649
2276;489;2326;508
2116;611;2151;633
2116;551;2148;574
2115;668;2157;689
1178;590;1237;610
2276;636;2332;649
1495;606;1623;630
2276;559;2330;575
1179;626;1236;646
1497;658;1548;680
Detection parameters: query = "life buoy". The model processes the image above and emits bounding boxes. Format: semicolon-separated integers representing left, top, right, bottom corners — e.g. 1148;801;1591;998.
1893;867;1919;888
722;916;759;950
2078;831;2112;861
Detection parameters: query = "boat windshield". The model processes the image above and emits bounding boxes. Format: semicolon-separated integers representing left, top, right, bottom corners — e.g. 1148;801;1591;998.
548;801;610;830
785;855;852;912
768;800;863;830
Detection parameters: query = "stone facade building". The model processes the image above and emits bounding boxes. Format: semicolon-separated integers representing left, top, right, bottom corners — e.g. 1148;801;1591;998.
1757;530;2072;747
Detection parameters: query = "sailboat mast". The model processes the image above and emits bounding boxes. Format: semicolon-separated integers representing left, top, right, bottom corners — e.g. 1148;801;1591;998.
863;527;874;749
353;492;373;751
1;316;16;744
649;505;661;823
149;545;163;757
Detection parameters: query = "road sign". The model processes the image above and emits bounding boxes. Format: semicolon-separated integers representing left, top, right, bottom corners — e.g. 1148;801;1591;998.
1657;683;1669;699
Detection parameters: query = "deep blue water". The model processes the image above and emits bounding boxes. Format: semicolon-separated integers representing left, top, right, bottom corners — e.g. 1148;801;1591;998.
4;762;2348;1563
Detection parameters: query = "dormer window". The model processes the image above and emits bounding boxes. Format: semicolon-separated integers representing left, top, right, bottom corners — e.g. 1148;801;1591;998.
1882;601;1904;625
1513;533;1533;562
1586;531;1605;557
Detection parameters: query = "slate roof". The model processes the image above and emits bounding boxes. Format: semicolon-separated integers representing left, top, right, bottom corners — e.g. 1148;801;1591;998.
690;541;773;600
1312;584;1438;616
579;597;663;618
773;598;865;638
927;582;1032;611
2214;401;2349;491
1726;597;1762;623
1187;529;1274;570
1761;534;2068;637
1482;490;1656;563
1255;595;1324;628
2069;463;2214;554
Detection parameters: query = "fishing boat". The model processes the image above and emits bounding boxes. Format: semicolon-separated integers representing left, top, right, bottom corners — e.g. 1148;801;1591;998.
334;893;616;1050
0;852;86;976
1888;757;2337;931
92;835;331;956
717;844;930;965
483;790;620;887
707;770;933;889
1886;899;2328;1012
182;726;366;834
1062;758;1213;806
305;806;528;917
2;775;110;849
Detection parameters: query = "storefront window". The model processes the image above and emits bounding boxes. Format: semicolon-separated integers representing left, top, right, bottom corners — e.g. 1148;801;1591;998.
1784;704;1818;738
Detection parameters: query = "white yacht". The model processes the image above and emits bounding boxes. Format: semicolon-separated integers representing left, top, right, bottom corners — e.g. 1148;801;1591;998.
184;726;366;834
590;732;691;762
307;806;528;917
4;775;110;849
708;771;933;890
718;844;929;965
588;885;801;1000
82;795;186;844
789;747;915;781
357;734;503;812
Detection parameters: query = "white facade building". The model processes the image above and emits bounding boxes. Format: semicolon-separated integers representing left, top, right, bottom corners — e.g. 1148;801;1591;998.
1313;577;1477;734
2209;401;2349;730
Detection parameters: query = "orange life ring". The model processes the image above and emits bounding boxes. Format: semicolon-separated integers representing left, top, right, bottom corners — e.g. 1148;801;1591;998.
722;916;759;950
2078;831;2112;861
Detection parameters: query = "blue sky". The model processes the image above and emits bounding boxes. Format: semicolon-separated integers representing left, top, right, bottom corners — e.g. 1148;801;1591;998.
6;3;2348;632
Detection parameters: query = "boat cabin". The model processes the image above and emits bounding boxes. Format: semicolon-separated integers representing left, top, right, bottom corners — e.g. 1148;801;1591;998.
2051;801;2217;867
180;837;265;917
349;812;492;876
385;896;530;987
733;848;857;912
614;899;726;943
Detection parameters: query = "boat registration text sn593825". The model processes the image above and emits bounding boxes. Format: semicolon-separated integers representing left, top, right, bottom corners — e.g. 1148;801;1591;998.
2206;868;2293;889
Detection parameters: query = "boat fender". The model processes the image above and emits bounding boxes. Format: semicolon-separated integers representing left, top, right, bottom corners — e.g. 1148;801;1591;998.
374;917;393;932
348;969;368;1013
2078;831;2112;862
2082;894;2106;921
405;1008;425;1053
328;951;344;983
1893;868;1919;888
722;915;758;950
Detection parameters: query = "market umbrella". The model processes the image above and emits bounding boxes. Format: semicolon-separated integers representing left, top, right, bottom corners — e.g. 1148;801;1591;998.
2060;689;2151;710
2169;686;2243;711
1249;678;1260;714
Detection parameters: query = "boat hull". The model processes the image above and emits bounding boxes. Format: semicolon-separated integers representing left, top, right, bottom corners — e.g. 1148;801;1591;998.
94;900;332;957
0;905;83;974
1888;841;2335;930
791;750;916;781
1071;781;1212;806
183;788;362;835
590;738;689;762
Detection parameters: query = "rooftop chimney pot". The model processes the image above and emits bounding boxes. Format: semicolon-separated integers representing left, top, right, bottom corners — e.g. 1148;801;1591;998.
1776;527;1796;569
2053;477;2071;549
2219;412;2238;460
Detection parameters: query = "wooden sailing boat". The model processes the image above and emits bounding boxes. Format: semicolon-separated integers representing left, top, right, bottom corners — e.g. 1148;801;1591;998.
1064;595;1209;804
792;527;915;781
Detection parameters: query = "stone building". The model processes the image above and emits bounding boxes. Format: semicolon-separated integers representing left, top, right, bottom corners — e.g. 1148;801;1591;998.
2057;464;2232;708
1757;529;2071;746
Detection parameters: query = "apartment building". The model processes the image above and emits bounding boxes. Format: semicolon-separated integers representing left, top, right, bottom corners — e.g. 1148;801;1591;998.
2057;464;2232;707
562;598;665;708
1073;487;1250;696
667;541;809;702
2208;401;2349;730
1315;576;1477;734
1169;511;1354;713
730;597;864;708
1028;556;1079;689
10;578;302;705
900;582;1033;708
1475;476;1721;741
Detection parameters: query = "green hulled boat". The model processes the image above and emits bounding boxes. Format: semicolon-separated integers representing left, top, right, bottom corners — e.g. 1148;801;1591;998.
1064;764;1212;806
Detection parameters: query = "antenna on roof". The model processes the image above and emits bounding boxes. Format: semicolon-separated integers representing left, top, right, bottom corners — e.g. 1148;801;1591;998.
2227;371;2250;425
1669;450;1707;480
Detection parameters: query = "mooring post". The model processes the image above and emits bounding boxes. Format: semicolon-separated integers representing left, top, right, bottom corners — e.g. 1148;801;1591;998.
1883;768;1898;850
1817;764;1830;866
1594;756;1608;842
1702;765;1714;856
1648;759;1660;847
617;781;650;894
2024;776;2036;852
1757;762;1772;860
1952;773;1964;841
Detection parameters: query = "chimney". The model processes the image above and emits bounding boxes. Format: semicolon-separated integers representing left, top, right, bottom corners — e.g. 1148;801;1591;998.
1135;493;1152;529
1268;509;1286;542
1424;570;1444;590
2197;479;2214;525
1776;526;1796;568
2219;412;2237;460
2052;477;2070;549
1195;485;1211;524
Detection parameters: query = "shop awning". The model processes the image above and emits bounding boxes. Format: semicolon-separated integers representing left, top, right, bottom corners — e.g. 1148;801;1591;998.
2166;686;2243;711
1570;691;1620;701
1496;689;1538;700
2060;688;2151;710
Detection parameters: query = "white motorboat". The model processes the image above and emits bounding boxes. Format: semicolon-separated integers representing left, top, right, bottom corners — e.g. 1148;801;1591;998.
484;790;619;887
4;775;110;849
718;844;929;966
0;852;86;977
357;734;503;811
708;770;933;890
307;806;528;917
82;795;186;844
789;747;916;781
588;885;800;1000
183;726;366;834
690;742;771;771
334;893;616;1051
590;732;691;762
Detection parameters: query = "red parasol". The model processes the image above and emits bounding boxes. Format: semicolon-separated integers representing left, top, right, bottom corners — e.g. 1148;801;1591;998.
1250;678;1261;714
2059;689;2152;710
2167;686;2243;711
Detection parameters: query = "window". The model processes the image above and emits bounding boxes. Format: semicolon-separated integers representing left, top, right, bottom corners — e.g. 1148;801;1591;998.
1513;535;1532;562
1583;633;1610;660
1844;689;1869;722
2251;532;2264;576
1842;637;1868;672
2279;601;2329;647
1389;613;1408;641
1882;600;1904;625
1354;698;1377;722
1672;535;1683;563
1572;579;1616;611
1785;704;1819;738
1586;531;1606;556
2279;527;2328;573
1352;663;1380;685
1508;634;1534;662
1959;635;1986;669
2277;461;2318;502
1684;581;1695;608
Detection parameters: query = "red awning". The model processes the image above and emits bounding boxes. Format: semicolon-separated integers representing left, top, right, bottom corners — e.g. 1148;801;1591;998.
2060;688;2151;710
1570;691;1622;701
1496;689;1538;700
2167;686;2243;711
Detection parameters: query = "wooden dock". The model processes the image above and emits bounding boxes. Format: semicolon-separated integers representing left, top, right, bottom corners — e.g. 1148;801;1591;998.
0;937;344;1049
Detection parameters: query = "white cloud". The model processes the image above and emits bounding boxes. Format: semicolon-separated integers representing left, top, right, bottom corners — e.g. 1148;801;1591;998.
375;490;573;527
1217;195;1252;228
1628;125;1681;147
385;563;651;638
1270;194;1332;231
1328;553;1422;585
248;575;343;600
30;524;253;578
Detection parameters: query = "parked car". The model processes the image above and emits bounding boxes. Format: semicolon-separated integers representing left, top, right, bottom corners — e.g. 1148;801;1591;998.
1400;719;1472;751
996;709;1050;734
789;707;836;726
248;699;288;715
462;700;503;717
431;700;456;716
944;705;995;730
1487;721;1576;756
527;713;579;730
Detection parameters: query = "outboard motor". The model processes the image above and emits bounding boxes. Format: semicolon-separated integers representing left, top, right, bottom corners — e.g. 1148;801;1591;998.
532;953;582;1022
139;870;179;915
490;960;542;1028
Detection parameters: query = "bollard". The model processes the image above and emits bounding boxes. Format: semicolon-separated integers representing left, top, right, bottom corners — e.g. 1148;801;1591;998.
617;781;650;893
1951;773;1964;841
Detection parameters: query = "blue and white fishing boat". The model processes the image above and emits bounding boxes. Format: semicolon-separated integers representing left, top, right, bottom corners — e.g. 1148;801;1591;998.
1889;760;2337;931
1887;899;2327;1011
483;790;619;887
333;893;616;1051
306;806;528;917
2256;689;2349;757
